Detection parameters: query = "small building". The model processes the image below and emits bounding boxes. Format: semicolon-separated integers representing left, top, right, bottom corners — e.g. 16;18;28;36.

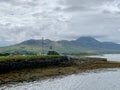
47;51;59;55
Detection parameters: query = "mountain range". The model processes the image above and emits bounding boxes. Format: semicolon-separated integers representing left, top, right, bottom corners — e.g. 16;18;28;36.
1;37;120;54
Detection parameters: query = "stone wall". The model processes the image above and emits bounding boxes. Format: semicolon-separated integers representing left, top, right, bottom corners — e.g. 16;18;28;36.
0;56;69;74
0;56;107;74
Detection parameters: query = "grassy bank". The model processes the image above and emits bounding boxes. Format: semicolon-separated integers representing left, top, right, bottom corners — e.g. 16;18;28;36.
0;55;68;74
0;55;60;62
0;60;120;86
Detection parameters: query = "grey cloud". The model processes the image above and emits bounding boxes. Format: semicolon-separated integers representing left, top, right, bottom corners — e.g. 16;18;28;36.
0;0;11;3
0;0;40;8
63;0;112;6
1;0;120;46
60;0;115;13
58;0;120;43
0;0;69;44
54;7;63;11
63;6;91;12
102;10;112;14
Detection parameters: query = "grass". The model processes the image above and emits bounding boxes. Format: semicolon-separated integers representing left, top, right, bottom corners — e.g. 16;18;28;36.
0;55;60;62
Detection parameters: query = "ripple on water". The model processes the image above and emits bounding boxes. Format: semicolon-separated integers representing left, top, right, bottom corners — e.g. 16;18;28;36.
1;68;120;90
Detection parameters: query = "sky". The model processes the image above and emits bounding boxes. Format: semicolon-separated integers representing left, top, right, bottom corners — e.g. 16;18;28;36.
0;0;120;46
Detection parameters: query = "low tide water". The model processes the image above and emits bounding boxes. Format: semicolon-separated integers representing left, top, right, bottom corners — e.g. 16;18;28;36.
0;68;120;90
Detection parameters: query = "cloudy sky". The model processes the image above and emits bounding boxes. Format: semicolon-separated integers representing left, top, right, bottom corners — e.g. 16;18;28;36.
0;0;120;46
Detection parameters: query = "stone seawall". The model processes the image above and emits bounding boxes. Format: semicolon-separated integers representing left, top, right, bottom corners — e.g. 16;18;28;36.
0;56;69;74
0;56;107;74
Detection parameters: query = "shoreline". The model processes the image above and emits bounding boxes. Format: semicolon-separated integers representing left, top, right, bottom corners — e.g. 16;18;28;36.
0;58;120;86
1;68;119;88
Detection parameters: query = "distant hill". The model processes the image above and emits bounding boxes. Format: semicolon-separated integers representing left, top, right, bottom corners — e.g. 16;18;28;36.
1;37;120;54
71;37;120;50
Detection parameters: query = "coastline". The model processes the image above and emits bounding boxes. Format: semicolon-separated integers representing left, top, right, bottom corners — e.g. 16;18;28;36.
0;56;120;86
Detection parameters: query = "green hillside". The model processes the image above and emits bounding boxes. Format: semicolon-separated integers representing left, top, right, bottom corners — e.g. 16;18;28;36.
1;37;120;55
0;44;94;55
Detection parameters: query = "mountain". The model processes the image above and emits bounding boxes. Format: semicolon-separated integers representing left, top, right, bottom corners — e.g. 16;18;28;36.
1;37;120;54
72;37;120;50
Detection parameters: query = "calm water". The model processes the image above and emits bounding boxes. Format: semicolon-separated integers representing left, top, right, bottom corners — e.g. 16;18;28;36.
1;68;120;90
88;54;120;62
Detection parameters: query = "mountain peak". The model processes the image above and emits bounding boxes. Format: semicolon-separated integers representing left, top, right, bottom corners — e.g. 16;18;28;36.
76;36;99;43
77;36;94;40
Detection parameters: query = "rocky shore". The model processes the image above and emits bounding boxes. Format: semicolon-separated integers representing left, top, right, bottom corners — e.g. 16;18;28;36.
0;56;107;74
0;55;120;86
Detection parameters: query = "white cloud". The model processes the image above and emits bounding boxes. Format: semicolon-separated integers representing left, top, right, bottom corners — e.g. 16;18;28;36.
100;0;120;14
0;0;120;46
0;0;71;44
59;0;120;43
